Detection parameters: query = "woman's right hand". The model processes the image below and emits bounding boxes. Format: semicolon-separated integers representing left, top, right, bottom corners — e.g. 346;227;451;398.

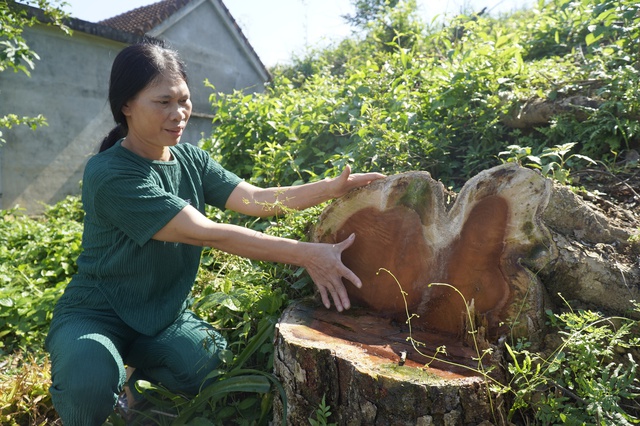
302;233;361;312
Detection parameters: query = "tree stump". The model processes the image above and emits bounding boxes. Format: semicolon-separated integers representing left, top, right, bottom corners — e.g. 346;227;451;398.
273;299;507;426
274;163;556;425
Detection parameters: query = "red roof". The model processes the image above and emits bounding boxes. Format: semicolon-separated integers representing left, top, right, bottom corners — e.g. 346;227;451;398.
99;0;192;35
97;0;268;77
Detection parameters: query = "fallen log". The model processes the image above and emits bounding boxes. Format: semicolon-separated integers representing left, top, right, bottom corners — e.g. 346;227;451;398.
502;95;601;129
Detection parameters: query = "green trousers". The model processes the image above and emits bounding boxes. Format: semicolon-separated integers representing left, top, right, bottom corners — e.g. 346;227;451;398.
45;292;226;426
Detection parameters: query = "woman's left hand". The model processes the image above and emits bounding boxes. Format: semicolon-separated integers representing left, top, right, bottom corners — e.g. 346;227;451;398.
328;165;386;199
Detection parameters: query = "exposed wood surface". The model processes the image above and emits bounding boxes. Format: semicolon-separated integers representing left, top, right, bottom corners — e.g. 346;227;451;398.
273;162;640;424
311;163;553;341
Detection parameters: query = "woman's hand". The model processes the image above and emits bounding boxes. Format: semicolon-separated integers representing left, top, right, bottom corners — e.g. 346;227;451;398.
327;165;386;199
303;233;361;312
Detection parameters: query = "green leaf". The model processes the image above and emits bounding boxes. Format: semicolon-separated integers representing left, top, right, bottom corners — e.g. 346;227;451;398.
174;375;271;424
586;32;603;46
572;154;597;165
196;292;241;311
232;319;275;371
218;349;234;365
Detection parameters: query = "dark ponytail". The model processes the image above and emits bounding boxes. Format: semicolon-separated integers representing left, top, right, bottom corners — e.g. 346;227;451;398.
98;38;188;153
99;124;127;153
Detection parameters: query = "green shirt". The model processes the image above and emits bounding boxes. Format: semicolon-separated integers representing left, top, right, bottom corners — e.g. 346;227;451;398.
62;140;242;335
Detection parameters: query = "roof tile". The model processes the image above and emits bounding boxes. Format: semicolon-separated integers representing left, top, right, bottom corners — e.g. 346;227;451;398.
99;0;192;35
97;0;269;77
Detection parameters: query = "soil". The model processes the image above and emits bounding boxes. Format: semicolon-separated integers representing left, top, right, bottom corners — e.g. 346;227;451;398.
572;164;640;233
571;162;640;263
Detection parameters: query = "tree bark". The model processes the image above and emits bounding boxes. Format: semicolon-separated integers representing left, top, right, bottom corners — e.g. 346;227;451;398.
539;182;640;315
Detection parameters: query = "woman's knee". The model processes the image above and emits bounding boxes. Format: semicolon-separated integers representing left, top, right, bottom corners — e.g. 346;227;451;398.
129;322;227;395
49;333;126;424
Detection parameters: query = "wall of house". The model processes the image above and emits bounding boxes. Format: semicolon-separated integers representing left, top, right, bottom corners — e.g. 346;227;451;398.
0;3;267;213
0;25;120;213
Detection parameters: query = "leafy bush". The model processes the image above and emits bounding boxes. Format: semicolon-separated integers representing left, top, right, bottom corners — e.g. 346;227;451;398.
507;302;640;424
0;197;82;424
120;319;285;426
0;198;83;355
205;0;640;191
194;208;318;343
499;142;596;184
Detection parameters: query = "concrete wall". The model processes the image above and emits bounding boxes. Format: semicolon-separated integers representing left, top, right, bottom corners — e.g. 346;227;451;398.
0;0;267;213
0;25;121;212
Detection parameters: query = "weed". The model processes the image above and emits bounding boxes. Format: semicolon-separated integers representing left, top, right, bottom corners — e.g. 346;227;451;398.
499;142;597;184
506;297;640;424
0;353;59;425
377;268;504;423
0;200;83;355
380;268;640;425
309;395;336;426
113;319;287;426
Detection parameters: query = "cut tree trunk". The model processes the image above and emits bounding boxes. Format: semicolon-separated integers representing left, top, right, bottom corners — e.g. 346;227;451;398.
311;163;553;342
273;163;640;425
272;299;506;426
274;164;554;425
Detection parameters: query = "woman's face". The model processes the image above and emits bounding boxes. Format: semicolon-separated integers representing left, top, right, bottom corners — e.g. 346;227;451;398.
121;74;192;158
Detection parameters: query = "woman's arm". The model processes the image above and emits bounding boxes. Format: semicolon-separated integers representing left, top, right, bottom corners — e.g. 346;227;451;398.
152;204;361;311
225;165;385;217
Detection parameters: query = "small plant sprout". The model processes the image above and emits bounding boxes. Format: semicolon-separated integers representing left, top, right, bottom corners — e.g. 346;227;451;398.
499;142;597;184
376;269;504;422
309;395;336;426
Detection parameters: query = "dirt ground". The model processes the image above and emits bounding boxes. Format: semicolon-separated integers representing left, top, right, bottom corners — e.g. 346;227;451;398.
572;163;640;231
571;160;640;253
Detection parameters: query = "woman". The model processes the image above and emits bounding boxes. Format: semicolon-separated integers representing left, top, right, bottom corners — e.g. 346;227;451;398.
45;39;384;425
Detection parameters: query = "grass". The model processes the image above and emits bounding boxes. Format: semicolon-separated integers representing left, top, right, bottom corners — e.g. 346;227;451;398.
0;353;60;426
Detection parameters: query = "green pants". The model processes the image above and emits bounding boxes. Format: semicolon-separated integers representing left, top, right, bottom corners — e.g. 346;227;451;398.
45;291;226;426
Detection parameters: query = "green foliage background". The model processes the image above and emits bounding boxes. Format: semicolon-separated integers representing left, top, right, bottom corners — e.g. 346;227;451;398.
204;0;639;191
2;0;640;424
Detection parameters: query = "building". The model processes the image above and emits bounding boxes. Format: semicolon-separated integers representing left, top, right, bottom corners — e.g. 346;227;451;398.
0;0;269;213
